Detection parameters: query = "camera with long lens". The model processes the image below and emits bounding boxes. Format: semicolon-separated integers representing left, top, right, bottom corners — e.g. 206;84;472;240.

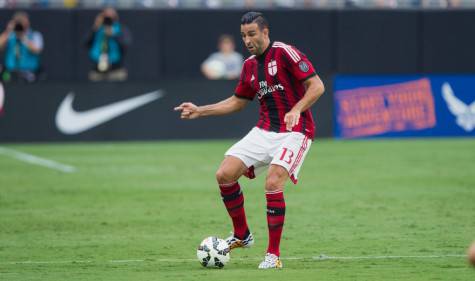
14;22;24;32
103;16;113;26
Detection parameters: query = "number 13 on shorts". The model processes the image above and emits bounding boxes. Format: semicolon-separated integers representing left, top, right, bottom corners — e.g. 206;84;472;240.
279;148;294;164
271;134;312;184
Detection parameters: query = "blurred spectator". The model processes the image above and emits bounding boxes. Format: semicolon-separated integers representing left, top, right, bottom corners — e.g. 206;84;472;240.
201;34;243;80
422;0;449;7
85;7;131;81
1;0;475;8
303;0;345;8
0;0;17;8
0;11;44;83
32;0;49;7
421;0;466;8
63;0;79;8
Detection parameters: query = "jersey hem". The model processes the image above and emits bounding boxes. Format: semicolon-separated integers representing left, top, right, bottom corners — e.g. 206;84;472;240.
254;125;315;141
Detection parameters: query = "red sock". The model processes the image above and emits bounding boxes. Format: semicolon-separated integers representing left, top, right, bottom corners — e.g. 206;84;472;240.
219;182;249;239
266;191;286;257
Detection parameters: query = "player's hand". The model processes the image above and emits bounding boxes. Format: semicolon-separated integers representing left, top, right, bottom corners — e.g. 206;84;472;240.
174;102;201;119
284;109;300;131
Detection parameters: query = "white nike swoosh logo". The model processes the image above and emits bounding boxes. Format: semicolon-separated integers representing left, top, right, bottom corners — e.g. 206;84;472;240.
56;90;164;134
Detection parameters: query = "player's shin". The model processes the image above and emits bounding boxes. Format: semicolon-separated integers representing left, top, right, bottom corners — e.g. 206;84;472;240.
265;190;286;257
219;182;249;239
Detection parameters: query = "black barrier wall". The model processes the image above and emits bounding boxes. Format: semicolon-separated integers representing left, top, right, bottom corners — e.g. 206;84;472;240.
0;78;333;141
1;9;475;81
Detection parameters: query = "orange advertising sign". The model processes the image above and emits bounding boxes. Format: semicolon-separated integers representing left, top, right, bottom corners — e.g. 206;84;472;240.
335;78;436;138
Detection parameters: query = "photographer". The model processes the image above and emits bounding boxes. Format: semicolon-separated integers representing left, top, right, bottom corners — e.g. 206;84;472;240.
0;11;44;83
85;8;131;81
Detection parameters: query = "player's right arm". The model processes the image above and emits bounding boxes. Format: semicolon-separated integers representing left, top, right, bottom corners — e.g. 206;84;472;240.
175;59;254;120
174;95;248;120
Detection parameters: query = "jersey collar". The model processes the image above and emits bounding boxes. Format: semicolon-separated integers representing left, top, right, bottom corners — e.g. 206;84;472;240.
256;41;272;63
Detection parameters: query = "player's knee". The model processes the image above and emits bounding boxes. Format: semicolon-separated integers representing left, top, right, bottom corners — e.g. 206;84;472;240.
265;173;286;192
215;168;236;184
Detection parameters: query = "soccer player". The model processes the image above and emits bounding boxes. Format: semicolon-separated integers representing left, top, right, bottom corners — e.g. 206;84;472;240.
174;11;324;269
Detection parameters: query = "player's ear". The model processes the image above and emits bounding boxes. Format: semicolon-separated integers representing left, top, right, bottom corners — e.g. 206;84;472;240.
263;27;269;37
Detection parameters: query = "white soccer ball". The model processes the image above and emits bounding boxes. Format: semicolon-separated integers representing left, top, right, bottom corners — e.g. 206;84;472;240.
196;236;230;268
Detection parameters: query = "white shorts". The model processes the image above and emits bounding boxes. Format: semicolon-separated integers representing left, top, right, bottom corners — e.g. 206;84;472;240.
225;127;312;184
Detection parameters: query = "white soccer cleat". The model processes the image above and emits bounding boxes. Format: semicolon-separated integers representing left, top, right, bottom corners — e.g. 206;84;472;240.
225;232;254;250
258;253;283;269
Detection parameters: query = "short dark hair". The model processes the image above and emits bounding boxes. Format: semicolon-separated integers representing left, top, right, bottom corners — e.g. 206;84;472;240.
218;34;234;45
240;12;269;30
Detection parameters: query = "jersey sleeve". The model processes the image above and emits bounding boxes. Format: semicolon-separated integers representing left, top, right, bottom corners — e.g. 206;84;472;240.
281;45;317;82
234;61;255;100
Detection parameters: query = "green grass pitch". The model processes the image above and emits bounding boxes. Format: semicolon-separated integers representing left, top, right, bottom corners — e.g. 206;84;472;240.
0;139;474;280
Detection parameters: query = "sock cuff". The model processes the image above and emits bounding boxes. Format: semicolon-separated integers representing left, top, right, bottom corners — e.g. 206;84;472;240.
218;181;238;188
219;182;240;195
266;190;284;200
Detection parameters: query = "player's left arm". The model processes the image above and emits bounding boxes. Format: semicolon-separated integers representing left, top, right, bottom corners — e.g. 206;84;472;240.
284;75;324;131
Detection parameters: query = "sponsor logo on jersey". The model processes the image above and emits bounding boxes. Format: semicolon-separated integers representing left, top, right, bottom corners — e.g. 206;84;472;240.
257;80;284;100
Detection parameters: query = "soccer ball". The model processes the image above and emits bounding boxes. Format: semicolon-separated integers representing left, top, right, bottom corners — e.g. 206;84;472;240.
196;236;230;268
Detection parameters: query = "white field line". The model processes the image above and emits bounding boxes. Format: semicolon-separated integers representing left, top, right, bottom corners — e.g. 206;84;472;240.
312;254;466;260
1;254;466;265
0;147;76;173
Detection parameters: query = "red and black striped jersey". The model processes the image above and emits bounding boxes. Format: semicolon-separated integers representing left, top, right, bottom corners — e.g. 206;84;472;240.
234;41;318;139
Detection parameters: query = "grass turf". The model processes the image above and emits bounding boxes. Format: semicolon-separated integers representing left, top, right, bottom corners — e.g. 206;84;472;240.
0;139;474;280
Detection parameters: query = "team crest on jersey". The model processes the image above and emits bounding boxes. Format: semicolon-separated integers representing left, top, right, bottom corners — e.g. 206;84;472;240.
299;61;309;73
268;60;277;76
